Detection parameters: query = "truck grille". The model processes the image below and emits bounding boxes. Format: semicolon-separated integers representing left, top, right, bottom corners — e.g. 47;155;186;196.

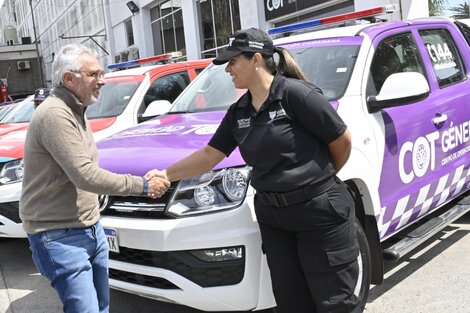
0;202;21;223
100;185;176;219
109;268;179;289
109;247;245;287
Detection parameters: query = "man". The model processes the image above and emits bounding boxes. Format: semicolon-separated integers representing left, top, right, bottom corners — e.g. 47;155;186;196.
19;44;169;313
33;87;50;108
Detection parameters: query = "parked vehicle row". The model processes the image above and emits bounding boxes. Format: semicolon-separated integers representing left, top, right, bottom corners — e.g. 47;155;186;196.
1;5;470;312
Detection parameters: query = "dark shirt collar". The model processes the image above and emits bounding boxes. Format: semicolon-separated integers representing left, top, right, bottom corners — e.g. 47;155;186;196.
51;85;86;116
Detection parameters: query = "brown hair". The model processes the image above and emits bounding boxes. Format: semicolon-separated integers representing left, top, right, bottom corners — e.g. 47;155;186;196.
241;46;307;81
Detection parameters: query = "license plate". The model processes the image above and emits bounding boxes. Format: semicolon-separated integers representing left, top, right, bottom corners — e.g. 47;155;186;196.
104;228;120;253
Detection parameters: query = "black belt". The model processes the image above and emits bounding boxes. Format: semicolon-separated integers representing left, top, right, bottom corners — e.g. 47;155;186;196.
256;176;336;208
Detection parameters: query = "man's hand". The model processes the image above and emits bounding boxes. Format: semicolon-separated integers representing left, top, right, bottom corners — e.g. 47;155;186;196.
147;176;170;198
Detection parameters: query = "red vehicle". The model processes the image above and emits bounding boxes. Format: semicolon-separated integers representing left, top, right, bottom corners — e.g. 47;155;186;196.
0;54;211;238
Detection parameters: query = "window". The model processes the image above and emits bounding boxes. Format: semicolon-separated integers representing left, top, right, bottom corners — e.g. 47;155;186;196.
86;77;143;118
195;68;206;75
150;0;185;58
198;0;241;58
419;28;465;87
143;71;190;108
368;33;425;97
288;42;361;100
125;20;134;46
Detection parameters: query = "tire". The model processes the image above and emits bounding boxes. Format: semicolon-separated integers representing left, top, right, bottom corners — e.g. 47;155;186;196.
354;218;372;311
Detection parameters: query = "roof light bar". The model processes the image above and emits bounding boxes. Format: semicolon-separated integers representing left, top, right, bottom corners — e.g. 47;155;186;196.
267;5;397;36
107;52;181;70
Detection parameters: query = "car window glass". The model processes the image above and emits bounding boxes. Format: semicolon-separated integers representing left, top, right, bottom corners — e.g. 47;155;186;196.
195;68;205;75
419;28;465;87
171;65;243;113
0;105;15;121
454;21;470;46
289;43;360;100
143;71;190;108
86;76;142;119
368;32;425;97
1;98;34;123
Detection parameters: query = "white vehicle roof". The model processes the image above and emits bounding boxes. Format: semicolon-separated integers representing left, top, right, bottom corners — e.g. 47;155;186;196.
273;23;371;45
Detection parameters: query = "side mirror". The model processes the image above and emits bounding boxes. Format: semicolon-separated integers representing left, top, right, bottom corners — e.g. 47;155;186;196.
367;72;429;113
138;100;172;123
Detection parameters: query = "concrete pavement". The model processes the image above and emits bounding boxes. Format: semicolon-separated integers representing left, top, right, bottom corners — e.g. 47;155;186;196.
1;212;470;312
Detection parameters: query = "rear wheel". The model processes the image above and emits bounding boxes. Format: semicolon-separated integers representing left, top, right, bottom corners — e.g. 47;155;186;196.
354;218;372;311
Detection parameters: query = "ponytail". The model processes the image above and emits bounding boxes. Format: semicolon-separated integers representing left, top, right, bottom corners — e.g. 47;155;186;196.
243;47;308;81
273;46;307;81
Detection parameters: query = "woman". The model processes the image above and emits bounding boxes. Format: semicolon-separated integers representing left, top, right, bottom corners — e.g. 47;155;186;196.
147;28;360;313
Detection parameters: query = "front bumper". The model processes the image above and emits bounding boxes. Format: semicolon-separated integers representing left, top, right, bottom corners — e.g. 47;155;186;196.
100;199;276;311
0;182;25;238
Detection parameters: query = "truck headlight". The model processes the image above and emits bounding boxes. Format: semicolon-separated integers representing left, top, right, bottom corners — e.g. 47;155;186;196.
167;166;251;217
0;159;24;185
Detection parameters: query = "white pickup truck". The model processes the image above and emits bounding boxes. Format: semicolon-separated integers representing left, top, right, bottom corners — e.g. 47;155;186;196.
91;5;470;312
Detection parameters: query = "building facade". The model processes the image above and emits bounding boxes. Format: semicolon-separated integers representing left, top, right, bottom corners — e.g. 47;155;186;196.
0;0;428;88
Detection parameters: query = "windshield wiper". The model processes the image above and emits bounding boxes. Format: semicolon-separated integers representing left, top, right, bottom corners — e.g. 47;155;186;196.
167;110;195;114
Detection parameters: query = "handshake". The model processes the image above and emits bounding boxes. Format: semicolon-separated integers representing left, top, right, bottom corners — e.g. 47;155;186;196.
144;169;170;199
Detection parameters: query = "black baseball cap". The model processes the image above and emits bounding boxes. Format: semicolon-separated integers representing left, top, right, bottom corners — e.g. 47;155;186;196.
213;28;274;65
34;88;50;102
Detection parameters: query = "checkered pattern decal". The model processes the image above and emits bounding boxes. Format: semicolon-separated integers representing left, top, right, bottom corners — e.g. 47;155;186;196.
377;164;470;240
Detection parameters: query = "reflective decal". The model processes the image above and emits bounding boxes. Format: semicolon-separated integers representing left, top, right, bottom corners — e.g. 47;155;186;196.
426;43;456;70
378;164;470;240
398;120;470;184
112;124;217;138
399;131;439;184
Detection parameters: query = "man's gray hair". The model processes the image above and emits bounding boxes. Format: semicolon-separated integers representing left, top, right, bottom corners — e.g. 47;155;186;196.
52;44;98;87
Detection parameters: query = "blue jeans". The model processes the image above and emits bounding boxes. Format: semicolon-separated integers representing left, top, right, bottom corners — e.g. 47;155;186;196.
27;222;109;313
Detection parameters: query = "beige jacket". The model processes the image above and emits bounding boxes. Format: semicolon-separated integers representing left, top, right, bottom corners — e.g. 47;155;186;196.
20;86;144;234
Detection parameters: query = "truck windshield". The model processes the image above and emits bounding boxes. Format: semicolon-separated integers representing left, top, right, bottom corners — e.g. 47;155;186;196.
287;42;360;100
170;40;360;113
170;65;245;113
86;76;143;119
1;97;34;124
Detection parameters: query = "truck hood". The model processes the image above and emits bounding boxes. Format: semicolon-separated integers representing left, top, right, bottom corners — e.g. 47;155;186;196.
0;123;29;138
97;111;245;176
0;129;28;159
0;117;117;160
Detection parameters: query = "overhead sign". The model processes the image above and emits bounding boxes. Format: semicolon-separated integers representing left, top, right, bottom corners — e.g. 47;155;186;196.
264;0;331;20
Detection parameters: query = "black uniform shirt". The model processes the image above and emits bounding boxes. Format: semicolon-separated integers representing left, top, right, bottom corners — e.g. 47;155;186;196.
208;73;346;193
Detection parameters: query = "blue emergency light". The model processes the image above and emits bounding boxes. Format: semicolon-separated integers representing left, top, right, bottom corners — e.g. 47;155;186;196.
268;5;397;35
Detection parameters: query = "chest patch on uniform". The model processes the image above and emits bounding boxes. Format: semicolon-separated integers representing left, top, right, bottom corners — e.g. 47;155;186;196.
269;108;287;120
237;118;251;128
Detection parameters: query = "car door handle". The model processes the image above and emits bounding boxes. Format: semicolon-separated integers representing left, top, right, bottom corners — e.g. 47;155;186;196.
433;114;447;125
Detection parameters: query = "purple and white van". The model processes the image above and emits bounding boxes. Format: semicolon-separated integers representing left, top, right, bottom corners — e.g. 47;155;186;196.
97;6;470;311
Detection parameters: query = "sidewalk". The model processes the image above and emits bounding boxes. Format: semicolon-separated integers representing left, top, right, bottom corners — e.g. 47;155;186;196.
0;256;12;313
0;238;61;313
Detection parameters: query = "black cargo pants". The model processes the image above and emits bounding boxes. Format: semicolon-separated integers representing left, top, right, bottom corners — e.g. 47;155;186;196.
254;178;361;313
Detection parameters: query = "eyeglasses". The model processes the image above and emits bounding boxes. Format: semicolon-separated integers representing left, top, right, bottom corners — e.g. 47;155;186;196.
70;69;106;79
